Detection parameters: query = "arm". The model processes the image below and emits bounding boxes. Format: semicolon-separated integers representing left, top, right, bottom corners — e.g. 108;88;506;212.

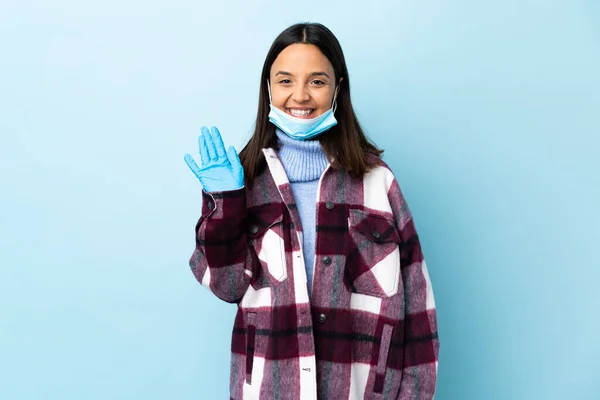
184;126;250;303
388;177;440;400
189;188;253;303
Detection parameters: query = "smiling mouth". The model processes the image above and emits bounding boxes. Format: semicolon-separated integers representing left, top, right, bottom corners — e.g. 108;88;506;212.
286;108;316;118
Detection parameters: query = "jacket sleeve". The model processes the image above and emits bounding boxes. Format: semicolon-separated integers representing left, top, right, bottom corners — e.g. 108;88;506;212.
188;188;253;303
387;177;440;400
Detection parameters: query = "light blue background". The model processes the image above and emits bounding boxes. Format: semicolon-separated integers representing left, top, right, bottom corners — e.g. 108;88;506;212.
1;0;598;399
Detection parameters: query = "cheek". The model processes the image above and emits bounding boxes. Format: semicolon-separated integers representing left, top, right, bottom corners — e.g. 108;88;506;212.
272;98;287;110
316;93;335;110
270;92;287;108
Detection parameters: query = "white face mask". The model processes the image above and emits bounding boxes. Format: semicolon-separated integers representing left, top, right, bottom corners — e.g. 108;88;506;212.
267;80;338;141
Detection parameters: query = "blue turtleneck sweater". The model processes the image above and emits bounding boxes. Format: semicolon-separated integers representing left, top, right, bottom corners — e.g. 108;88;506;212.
274;129;330;295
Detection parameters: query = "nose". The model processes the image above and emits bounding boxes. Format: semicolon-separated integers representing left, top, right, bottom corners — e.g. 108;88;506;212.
291;84;310;103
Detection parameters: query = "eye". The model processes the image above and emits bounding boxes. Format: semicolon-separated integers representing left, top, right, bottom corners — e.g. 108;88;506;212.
278;79;291;84
311;80;325;86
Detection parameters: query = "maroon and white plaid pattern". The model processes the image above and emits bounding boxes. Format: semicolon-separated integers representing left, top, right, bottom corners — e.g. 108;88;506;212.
190;148;439;399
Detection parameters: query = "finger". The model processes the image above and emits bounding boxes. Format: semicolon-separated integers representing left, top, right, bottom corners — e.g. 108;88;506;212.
211;126;227;158
184;153;202;179
198;127;210;163
204;126;217;160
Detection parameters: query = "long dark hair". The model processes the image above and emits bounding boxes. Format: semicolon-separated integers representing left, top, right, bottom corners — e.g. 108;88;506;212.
239;22;383;184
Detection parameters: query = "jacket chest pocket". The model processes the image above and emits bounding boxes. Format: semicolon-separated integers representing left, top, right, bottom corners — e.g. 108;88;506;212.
247;204;288;287
346;208;401;298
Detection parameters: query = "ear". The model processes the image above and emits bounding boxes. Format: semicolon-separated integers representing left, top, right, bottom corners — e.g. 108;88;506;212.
336;77;344;96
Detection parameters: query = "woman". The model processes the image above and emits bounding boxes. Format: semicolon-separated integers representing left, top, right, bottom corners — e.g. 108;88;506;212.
184;22;439;400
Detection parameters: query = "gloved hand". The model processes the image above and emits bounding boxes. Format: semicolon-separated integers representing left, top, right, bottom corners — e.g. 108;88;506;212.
184;126;245;192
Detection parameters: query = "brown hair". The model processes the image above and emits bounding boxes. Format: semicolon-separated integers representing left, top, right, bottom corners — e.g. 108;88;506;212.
239;22;383;184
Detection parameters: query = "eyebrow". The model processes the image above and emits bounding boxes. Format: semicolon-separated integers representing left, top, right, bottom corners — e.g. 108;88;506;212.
275;71;331;79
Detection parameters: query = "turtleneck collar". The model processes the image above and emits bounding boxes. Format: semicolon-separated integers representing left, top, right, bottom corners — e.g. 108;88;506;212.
274;129;330;183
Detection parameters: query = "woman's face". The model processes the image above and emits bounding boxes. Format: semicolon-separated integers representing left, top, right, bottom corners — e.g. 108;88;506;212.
269;43;339;119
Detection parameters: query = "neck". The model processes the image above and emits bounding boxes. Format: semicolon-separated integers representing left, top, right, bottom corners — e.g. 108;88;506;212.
274;129;330;182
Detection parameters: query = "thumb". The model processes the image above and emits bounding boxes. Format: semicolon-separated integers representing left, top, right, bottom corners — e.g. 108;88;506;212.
226;145;243;174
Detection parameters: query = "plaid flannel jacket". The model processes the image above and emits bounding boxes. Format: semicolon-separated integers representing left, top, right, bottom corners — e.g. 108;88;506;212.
189;148;439;400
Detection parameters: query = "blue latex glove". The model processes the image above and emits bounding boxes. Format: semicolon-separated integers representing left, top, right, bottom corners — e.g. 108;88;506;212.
184;126;244;192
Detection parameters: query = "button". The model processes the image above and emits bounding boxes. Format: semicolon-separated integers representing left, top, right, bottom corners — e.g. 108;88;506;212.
249;225;259;234
318;313;327;323
325;201;334;210
372;231;381;239
322;256;332;265
207;201;214;210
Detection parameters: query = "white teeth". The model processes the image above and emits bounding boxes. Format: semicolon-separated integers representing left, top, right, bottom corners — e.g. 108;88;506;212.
289;109;313;117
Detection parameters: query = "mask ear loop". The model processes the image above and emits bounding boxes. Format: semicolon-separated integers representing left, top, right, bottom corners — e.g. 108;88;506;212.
266;80;272;104
332;85;339;114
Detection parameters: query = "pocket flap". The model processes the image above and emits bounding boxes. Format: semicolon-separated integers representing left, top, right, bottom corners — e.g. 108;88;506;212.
348;209;400;244
246;204;285;238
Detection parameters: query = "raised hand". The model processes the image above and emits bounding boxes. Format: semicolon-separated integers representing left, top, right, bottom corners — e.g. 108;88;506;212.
184;126;244;192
